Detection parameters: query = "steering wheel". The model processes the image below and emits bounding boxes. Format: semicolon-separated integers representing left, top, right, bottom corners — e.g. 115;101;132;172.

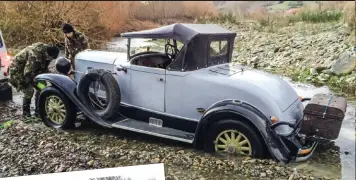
165;44;176;60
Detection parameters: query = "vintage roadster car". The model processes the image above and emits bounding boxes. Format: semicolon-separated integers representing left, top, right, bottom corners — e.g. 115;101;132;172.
33;23;346;163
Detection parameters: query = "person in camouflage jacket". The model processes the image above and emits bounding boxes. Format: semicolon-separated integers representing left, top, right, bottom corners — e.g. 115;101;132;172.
62;23;89;72
8;42;59;118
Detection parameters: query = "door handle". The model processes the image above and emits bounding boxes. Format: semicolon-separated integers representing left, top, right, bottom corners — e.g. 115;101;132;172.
159;78;164;81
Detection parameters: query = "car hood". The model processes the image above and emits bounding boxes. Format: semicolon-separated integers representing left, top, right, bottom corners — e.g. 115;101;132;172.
198;63;299;112
75;50;127;65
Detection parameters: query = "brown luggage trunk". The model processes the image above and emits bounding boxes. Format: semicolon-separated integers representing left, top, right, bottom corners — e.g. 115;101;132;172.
300;93;347;140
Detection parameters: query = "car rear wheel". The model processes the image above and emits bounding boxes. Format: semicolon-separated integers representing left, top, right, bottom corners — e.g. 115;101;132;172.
205;119;265;158
38;87;76;129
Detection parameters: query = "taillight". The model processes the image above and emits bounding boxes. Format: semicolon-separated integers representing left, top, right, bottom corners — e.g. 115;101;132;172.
4;72;8;76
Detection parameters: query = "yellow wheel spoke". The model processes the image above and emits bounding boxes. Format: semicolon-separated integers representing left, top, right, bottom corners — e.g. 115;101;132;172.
57;114;61;122
59;114;63;122
218;137;227;144
60;113;65;120
51;113;55;121
217;145;227;149
236;134;242;142
56;114;61;123
239;151;247;155
231;131;236;141
240;147;251;151
52;114;57;122
239;139;248;146
224;133;231;141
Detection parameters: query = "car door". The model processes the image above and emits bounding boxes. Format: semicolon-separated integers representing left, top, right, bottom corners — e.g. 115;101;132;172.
129;64;165;112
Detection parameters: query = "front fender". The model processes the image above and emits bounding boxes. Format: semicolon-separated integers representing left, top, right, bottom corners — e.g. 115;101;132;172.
34;73;112;128
194;100;292;163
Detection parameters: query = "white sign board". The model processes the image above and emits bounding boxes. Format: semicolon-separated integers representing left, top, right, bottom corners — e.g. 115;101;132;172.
2;163;165;180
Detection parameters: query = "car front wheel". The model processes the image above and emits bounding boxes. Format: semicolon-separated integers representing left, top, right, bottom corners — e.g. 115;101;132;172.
206;119;265;158
38;87;76;129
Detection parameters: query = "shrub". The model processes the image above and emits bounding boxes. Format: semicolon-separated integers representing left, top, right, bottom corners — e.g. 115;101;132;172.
0;1;218;50
343;1;355;29
299;10;343;23
0;1;135;48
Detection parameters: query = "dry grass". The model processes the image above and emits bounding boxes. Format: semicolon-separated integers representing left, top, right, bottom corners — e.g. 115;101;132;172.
133;1;218;22
0;1;217;49
183;1;219;19
0;1;135;48
209;1;350;28
343;1;355;28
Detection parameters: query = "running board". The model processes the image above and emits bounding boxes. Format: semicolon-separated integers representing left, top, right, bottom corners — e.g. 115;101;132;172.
111;119;195;143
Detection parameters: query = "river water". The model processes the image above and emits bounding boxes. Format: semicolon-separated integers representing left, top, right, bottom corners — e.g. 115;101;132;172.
8;38;356;180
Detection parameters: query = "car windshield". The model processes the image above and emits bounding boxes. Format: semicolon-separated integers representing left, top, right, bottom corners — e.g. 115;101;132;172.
129;38;184;57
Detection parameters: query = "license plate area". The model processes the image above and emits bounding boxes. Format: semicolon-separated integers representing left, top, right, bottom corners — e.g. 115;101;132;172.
149;117;163;127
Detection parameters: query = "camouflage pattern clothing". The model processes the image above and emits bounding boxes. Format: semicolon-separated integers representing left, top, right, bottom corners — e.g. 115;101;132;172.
9;42;53;98
64;31;89;70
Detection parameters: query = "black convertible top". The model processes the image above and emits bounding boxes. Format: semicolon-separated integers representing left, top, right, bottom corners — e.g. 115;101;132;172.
120;23;235;44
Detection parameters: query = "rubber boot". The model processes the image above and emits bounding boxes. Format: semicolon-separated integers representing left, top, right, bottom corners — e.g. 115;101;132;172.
22;98;32;118
33;91;40;117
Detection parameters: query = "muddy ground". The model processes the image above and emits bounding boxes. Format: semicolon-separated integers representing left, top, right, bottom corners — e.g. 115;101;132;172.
0;74;354;180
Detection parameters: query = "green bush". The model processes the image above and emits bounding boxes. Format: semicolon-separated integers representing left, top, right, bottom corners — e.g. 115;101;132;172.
288;1;303;9
299;10;343;23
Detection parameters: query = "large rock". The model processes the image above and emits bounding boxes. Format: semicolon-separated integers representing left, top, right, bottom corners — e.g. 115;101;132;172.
247;56;259;68
331;50;356;75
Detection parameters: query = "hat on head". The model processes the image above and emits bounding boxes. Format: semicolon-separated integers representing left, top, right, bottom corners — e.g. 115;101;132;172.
62;23;74;34
47;46;59;60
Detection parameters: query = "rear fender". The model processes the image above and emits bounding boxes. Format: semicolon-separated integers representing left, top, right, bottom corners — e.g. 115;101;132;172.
194;99;292;163
34;73;112;128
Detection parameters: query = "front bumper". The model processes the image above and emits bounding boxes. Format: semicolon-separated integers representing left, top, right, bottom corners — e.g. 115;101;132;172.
295;141;318;162
268;97;321;163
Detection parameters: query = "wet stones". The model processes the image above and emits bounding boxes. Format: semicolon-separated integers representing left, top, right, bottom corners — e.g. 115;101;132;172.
331;50;356;75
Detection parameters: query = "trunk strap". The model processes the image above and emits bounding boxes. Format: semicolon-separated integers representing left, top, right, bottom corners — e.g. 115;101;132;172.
322;94;333;118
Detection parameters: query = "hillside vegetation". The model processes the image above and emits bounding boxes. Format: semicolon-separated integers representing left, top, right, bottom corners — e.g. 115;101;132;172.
0;1;217;50
211;1;356;96
0;1;355;95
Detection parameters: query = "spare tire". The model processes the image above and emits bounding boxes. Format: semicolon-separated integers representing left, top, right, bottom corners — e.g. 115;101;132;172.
77;69;121;120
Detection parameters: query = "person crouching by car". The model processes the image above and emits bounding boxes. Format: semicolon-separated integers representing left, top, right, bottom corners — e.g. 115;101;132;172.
8;42;59;118
62;23;89;75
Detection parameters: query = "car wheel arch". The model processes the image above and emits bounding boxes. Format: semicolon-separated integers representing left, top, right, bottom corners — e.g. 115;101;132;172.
35;78;75;102
194;102;270;156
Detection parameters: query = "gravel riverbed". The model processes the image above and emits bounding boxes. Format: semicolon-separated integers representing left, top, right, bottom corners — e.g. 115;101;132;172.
0;99;349;180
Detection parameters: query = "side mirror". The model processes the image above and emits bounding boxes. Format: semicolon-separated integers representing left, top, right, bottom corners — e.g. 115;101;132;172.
117;65;127;73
